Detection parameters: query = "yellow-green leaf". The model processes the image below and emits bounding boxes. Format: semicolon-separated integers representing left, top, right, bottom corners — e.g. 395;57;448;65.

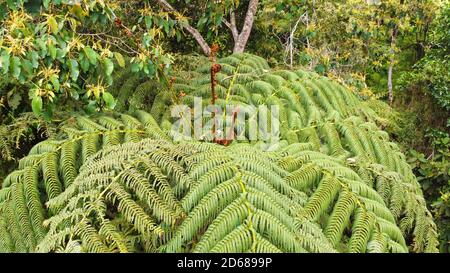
114;52;125;68
48;16;58;35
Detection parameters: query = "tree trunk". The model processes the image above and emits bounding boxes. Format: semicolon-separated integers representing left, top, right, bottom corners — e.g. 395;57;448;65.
232;0;259;53
388;65;394;104
388;26;398;105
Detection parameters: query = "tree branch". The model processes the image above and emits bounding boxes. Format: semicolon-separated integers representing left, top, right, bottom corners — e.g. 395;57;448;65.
224;10;239;42
234;0;259;53
287;15;303;68
229;11;239;42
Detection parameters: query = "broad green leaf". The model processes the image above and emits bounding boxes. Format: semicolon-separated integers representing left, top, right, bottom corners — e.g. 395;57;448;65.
21;59;33;76
50;74;60;91
30;51;39;68
68;59;79;81
32;96;43;116
144;60;155;76
145;16;153;29
103;58;114;76
83;46;98;65
43;0;51;9
48;44;57;59
85;100;97;114
0;51;10;74
105;74;113;86
80;56;90;72
163;20;169;34
36;38;48;57
114;52;125;68
56;48;66;60
11;56;21;79
131;62;140;73
102;92;116;109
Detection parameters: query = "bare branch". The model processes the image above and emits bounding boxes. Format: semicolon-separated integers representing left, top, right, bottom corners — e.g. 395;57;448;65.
287;16;303;68
234;0;259;53
223;19;232;29
229;11;239;41
230;10;237;28
223;10;239;42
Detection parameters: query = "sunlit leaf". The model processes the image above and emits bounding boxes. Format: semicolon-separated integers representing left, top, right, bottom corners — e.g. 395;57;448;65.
102;92;116;109
114;52;125;68
103;58;114;76
47;16;58;35
31;96;43;116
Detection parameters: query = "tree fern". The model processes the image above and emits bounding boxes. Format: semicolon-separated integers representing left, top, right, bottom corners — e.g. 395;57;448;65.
0;53;438;253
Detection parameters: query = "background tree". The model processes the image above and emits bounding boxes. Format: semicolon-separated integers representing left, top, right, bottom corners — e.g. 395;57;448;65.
151;0;261;55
